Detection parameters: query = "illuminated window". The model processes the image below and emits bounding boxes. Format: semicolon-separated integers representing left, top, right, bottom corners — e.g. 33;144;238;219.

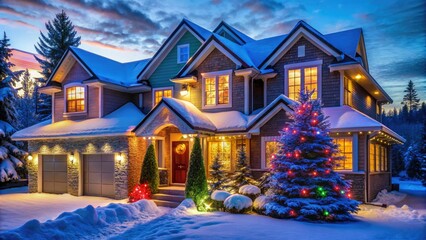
209;141;232;171
344;77;353;106
66;86;85;112
369;143;388;172
288;69;301;100
177;44;189;63
261;136;280;169
287;66;319;100
334;137;353;170
153;88;173;106
202;70;231;108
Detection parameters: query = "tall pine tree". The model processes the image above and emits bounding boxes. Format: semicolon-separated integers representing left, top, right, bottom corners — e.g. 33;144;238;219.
0;32;26;182
401;80;420;112
265;91;359;221
35;10;81;120
16;69;38;129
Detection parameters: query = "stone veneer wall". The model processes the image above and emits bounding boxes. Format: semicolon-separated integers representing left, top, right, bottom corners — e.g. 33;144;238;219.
342;173;366;202
128;137;147;193
28;136;135;199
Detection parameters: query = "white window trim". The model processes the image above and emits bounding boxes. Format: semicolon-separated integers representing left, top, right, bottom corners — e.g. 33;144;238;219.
284;60;323;99
201;69;233;109
261;136;280;170
177;44;190;64
152;87;174;108
63;82;88;116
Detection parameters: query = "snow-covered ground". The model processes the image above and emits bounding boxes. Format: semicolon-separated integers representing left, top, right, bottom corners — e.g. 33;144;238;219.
1;179;425;239
0;187;127;231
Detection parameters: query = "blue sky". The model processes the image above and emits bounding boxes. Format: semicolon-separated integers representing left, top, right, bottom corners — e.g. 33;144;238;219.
1;0;424;110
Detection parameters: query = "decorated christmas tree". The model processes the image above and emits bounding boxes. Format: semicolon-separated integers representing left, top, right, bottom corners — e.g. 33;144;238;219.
265;91;359;221
208;154;228;194
228;147;257;193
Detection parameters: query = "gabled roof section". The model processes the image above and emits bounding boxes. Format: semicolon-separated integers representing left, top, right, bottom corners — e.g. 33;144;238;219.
137;19;211;80
324;28;362;59
213;21;254;45
176;34;253;77
12;102;144;140
259;20;345;69
47;47;150;87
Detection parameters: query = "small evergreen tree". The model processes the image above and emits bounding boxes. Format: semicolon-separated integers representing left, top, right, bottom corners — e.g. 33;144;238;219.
208;154;228;194
185;137;208;208
140;144;159;194
419;120;426;186
0;32;26;182
265;91;359;221
258;170;272;194
391;145;405;176
35;10;81;120
228;147;257;193
404;145;422;179
401;80;420;112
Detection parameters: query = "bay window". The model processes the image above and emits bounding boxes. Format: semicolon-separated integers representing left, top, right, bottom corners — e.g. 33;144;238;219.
369;143;388;172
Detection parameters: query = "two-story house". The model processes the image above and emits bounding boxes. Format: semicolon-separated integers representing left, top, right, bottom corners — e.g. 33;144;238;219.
13;19;404;202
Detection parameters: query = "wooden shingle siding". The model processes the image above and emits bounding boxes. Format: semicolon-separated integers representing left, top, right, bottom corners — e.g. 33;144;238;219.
348;78;377;119
61;62;90;86
54;91;64;122
271;37;340;107
185;48;245;113
87;86;99;118
149;31;202;88
103;88;132;115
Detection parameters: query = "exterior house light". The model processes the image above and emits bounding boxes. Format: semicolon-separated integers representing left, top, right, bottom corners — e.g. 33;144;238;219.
69;153;75;164
27;155;33;161
355;74;362;80
180;84;189;96
374;91;379;95
116;153;123;164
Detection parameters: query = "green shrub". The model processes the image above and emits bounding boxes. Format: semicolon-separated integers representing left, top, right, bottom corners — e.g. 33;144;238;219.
140;144;159;194
185;137;209;209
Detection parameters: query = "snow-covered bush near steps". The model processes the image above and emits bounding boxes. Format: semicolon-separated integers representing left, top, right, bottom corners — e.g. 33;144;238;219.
211;190;231;201
239;185;261;200
253;195;271;213
224;194;253;214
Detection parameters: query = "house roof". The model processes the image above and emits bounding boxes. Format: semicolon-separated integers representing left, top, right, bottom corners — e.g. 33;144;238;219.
213;21;255;44
12;103;145;140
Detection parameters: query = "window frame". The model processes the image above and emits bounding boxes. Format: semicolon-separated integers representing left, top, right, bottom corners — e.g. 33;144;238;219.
333;136;354;171
177;44;190;64
208;140;232;172
201;70;233;109
284;60;322;100
152;87;173;107
344;76;353;107
63;83;87;116
261;136;280;170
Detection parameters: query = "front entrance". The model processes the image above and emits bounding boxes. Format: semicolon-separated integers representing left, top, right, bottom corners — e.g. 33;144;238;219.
172;141;189;184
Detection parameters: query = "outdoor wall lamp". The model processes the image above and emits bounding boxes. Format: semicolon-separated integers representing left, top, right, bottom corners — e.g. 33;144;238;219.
116;153;123;164
69;153;75;164
180;84;189;96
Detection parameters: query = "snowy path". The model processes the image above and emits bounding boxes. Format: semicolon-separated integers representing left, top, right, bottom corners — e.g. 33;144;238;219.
0;186;126;231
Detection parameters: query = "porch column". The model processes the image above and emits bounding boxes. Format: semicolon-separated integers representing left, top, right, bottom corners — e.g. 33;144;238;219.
235;68;259;115
259;72;277;107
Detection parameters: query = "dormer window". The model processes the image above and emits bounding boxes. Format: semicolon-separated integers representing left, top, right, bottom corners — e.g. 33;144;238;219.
66;86;85;112
177;44;189;63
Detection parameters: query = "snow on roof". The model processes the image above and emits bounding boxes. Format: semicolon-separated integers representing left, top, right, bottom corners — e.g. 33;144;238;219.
324;28;362;58
12;103;145;140
70;47;150;87
162;98;216;131
183;19;212;40
322;105;405;141
204;111;249;131
214;34;256;67
243;34;287;67
221;22;255;43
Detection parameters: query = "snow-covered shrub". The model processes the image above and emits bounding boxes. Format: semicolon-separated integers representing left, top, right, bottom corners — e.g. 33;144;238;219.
239;184;261;200
223;194;252;214
211;190;231;211
253;195;271;213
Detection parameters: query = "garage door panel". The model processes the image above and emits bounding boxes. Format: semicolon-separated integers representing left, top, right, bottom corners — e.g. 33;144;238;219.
42;154;67;194
84;154;115;198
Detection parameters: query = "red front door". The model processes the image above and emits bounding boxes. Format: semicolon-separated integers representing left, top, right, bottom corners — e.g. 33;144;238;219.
172;141;189;183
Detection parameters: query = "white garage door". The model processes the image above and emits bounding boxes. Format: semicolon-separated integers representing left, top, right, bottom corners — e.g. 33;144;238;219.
83;154;114;198
42;155;68;194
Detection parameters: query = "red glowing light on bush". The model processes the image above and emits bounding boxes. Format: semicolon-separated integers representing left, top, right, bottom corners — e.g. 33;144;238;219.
289;210;296;216
129;183;151;203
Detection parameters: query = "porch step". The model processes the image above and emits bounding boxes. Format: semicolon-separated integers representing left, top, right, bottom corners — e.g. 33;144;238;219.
152;193;185;202
152;199;181;208
152;186;186;208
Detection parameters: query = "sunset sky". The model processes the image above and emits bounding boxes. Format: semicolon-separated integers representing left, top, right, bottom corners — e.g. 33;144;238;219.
1;0;424;110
